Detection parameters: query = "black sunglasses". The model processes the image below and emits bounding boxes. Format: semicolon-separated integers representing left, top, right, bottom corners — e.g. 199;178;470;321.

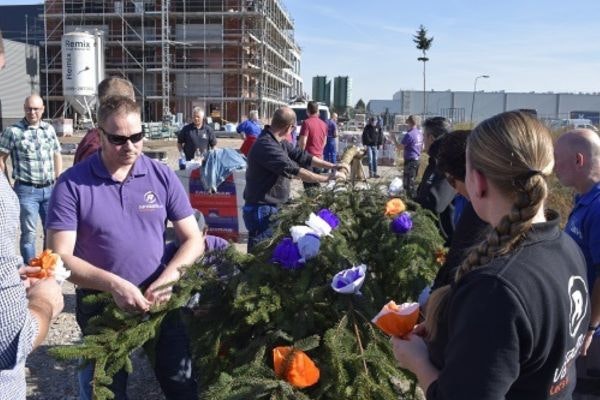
99;127;145;145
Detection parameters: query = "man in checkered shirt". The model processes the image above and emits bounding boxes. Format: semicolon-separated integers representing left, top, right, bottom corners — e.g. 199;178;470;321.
0;172;63;398
0;94;63;264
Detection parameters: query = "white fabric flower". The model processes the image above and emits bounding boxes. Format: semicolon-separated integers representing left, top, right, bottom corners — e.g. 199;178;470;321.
305;213;332;237
290;225;317;242
53;256;71;285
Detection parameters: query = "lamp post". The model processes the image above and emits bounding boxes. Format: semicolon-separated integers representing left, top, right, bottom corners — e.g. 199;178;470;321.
470;74;490;124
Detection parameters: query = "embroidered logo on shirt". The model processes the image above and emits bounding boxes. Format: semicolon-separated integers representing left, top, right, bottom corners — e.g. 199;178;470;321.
138;191;162;211
144;191;157;204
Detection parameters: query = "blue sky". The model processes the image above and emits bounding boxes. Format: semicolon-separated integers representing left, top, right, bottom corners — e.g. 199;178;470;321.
4;0;600;104
285;0;600;104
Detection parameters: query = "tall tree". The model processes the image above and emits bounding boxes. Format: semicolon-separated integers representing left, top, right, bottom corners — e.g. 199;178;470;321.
413;25;434;118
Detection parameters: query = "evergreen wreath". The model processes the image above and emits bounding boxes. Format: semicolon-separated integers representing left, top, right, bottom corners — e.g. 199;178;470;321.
51;184;444;400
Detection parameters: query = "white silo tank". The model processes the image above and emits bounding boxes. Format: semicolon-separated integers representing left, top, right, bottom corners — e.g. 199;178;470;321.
61;31;104;118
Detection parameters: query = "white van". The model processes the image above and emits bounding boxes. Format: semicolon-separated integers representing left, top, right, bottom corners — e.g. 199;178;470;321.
288;101;331;126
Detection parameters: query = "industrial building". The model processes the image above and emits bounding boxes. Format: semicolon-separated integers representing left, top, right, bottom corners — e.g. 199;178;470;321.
368;90;600;124
0;38;40;128
40;0;303;123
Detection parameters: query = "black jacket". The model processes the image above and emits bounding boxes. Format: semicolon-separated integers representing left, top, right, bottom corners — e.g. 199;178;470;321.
362;124;383;146
415;139;456;245
431;201;489;290
244;129;313;205
177;122;217;161
427;212;590;400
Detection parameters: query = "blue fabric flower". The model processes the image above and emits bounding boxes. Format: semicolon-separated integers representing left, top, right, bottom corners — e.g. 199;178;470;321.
272;237;304;270
317;208;340;230
331;264;367;295
298;233;321;262
390;212;413;234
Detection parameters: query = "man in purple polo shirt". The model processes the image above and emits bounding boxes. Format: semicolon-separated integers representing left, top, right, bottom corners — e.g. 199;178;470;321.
46;96;203;400
398;114;423;198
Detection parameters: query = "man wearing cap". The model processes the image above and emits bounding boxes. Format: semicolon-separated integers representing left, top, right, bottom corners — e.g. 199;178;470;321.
0;94;62;263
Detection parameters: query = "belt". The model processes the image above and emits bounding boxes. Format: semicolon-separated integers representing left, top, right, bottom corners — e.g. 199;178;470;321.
17;180;54;188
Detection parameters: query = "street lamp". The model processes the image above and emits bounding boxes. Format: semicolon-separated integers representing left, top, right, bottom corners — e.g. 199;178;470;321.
470;74;490;124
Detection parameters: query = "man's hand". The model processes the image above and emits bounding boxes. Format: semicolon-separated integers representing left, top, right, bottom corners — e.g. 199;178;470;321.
335;163;350;175
144;268;181;306
27;278;64;319
111;278;151;313
19;265;42;289
581;330;595;356
329;169;347;181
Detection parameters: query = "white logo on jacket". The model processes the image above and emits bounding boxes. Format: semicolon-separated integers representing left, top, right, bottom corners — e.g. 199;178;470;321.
568;275;587;337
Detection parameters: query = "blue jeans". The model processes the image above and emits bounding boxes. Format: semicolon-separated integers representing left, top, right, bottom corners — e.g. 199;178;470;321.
242;204;278;253
76;290;197;400
13;182;53;263
324;137;337;166
367;146;379;175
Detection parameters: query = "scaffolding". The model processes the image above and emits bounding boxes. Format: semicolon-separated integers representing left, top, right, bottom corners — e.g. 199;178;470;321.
41;0;303;124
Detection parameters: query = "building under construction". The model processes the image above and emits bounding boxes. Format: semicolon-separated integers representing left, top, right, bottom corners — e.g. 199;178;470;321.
41;0;303;123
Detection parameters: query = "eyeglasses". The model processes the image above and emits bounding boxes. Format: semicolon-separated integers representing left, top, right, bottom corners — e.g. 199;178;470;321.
99;127;145;145
25;107;43;112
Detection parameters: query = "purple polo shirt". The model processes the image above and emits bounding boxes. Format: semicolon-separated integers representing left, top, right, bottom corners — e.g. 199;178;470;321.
46;152;194;286
401;127;423;161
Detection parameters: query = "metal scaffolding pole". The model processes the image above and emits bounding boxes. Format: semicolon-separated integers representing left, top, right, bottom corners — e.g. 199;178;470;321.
161;0;171;119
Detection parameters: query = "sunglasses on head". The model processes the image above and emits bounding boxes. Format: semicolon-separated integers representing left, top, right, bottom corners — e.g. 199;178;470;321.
99;127;145;145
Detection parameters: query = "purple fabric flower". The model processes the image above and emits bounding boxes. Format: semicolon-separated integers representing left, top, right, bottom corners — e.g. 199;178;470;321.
390;212;413;234
331;264;367;294
272;237;304;270
317;208;340;230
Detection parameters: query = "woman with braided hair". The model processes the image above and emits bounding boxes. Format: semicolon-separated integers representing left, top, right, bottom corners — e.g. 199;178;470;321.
392;111;590;399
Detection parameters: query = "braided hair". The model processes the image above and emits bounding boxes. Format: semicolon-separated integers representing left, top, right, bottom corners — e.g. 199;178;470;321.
424;111;554;339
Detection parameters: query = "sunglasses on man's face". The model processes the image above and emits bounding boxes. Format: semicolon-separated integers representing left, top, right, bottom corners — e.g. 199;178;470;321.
99;127;145;145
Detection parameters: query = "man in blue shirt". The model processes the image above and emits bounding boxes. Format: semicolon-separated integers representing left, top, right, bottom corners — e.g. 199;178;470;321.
324;113;338;167
554;128;600;383
237;110;261;156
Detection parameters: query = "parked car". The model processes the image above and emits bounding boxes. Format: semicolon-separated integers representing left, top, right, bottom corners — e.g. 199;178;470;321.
575;123;599;132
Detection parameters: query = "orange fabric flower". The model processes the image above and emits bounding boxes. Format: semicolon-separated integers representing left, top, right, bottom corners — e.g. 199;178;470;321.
273;346;320;388
434;248;447;265
371;301;419;337
28;249;60;279
385;198;406;217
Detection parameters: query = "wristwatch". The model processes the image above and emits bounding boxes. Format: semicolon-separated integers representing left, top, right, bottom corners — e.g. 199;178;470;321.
589;324;599;332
